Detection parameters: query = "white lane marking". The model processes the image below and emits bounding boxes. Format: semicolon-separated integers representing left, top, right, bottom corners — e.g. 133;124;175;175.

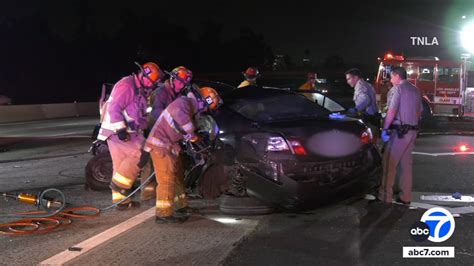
410;202;474;215
40;207;155;265
412;151;474;157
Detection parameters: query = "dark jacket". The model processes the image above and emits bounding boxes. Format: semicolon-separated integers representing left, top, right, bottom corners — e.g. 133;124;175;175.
151;80;180;122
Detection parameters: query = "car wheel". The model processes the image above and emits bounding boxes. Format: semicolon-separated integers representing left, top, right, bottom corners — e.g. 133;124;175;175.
85;152;113;190
219;194;275;215
420;100;438;129
198;163;229;199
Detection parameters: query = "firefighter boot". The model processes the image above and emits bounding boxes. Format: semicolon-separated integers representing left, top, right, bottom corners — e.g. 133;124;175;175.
155;214;189;224
175;206;200;217
116;201;141;211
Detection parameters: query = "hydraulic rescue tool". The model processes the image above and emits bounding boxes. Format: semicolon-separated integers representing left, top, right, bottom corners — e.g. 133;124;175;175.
0;130;216;236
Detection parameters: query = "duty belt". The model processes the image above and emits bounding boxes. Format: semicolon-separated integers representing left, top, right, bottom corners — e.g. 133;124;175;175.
389;124;419;131
389;124;419;139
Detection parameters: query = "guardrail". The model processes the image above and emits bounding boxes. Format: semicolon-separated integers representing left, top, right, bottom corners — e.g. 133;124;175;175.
0;102;98;123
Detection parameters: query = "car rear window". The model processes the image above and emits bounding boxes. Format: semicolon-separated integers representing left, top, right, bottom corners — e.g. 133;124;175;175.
228;93;329;122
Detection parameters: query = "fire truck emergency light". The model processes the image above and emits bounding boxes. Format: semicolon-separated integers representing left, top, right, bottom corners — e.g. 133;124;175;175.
383;53;405;61
461;21;474;54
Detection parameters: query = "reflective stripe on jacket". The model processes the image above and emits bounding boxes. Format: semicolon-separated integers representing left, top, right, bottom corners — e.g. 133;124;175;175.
98;75;148;140
144;96;198;152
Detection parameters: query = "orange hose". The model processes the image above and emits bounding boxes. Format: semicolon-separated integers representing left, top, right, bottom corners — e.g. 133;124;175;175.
60;207;101;219
0;222;39;236
0;206;101;236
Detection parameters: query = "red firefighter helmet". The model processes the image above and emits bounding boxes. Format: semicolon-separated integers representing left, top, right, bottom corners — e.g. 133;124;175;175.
170;66;193;85
199;87;221;111
243;67;260;80
139;62;164;84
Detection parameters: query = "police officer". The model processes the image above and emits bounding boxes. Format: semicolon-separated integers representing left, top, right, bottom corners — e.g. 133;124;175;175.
377;66;423;205
345;68;380;141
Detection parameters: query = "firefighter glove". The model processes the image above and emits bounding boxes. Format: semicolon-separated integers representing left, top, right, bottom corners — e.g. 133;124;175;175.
117;128;128;141
137;150;150;168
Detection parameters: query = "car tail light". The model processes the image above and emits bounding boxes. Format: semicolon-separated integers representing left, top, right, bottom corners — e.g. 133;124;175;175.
360;128;373;145
288;139;308;156
266;137;290;152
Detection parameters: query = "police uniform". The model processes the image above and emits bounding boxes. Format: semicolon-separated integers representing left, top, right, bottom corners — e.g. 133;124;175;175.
353;80;380;138
378;80;423;203
354;80;378;115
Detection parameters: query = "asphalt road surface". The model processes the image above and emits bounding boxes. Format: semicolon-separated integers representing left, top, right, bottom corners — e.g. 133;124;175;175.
1;116;98;138
1;117;474;265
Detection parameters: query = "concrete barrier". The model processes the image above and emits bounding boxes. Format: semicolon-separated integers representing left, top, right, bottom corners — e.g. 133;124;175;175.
0;102;99;123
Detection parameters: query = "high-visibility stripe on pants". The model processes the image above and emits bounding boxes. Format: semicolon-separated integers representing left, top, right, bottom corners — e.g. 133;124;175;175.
107;133;145;205
151;147;188;217
112;191;131;204
112;172;134;188
156;200;173;208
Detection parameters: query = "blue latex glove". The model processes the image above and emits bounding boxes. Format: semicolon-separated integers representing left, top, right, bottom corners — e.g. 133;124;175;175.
329;112;346;120
381;130;391;143
347;108;357;114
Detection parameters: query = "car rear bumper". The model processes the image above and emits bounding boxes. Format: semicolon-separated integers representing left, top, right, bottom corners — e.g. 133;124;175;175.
239;146;382;209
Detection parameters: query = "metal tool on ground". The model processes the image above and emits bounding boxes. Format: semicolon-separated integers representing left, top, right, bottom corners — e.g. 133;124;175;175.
0;134;216;236
0;172;156;236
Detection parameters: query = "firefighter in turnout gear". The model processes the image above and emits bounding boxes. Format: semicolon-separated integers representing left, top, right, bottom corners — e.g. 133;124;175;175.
139;86;221;224
299;72;317;91
141;66;194;200
150;66;194;122
97;62;164;210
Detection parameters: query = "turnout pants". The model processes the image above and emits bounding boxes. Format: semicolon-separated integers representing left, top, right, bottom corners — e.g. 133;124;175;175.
108;134;144;204
378;130;417;203
150;147;187;217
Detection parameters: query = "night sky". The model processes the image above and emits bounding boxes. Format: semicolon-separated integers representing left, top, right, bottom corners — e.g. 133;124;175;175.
159;0;474;63
1;0;473;103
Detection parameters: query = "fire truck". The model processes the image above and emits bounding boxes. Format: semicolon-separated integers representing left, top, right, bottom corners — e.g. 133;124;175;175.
374;53;472;120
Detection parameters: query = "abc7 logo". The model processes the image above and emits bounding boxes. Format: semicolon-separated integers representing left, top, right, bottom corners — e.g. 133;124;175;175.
410;207;455;242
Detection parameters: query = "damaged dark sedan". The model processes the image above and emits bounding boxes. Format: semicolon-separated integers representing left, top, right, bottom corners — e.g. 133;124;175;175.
207;86;382;209
85;81;382;211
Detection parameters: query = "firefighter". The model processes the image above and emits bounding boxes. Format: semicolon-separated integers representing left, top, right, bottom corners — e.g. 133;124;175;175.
139;86;221;223
345;68;381;141
238;67;260;88
377;66;423;205
141;66;193;200
299;72;317;91
150;66;193;122
97;62;164;210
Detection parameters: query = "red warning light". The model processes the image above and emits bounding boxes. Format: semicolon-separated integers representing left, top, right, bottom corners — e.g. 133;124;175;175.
459;145;469;152
383;53;405;61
